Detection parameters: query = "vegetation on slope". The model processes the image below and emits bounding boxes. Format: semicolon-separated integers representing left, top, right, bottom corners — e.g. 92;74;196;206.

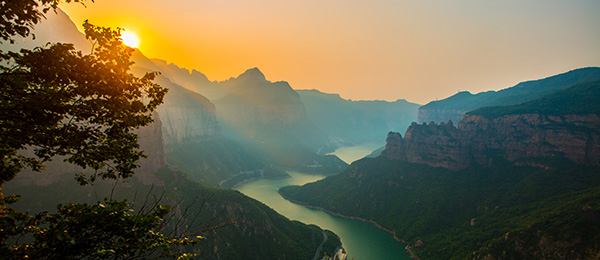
421;67;600;111
469;81;600;118
280;157;600;259
6;167;342;259
166;137;288;188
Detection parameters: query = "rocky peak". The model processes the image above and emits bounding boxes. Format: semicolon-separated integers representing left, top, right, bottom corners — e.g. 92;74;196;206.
235;67;267;82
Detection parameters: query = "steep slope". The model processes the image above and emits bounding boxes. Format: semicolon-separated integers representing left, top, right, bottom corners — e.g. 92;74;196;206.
280;81;600;259
6;167;343;260
418;67;600;124
0;8;90;52
297;89;420;147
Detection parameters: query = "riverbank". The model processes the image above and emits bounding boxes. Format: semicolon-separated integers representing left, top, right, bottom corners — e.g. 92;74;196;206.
278;190;419;260
278;190;403;241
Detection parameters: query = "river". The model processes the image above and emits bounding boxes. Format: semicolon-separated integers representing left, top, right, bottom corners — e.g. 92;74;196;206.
236;143;410;260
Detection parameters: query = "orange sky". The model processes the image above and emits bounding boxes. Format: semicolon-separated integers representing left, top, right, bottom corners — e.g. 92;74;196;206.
61;0;600;104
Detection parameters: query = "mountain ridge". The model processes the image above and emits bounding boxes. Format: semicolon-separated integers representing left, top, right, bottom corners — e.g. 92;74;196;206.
418;67;600;124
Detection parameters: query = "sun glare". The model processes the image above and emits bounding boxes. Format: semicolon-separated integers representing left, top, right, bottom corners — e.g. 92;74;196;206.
120;31;140;48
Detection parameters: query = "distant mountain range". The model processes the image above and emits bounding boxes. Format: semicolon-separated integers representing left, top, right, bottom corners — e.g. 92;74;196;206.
418;67;600;124
297;89;420;147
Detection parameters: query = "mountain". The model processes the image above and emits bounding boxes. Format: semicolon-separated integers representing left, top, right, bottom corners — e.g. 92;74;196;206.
418;67;600;124
297;89;420;147
212;68;347;173
280;80;600;259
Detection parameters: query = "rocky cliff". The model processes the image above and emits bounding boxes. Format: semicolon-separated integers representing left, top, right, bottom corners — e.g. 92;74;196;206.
133;112;167;185
382;113;600;169
154;75;221;144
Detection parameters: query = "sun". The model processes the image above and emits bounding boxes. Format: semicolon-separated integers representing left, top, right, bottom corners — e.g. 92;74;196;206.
120;31;140;48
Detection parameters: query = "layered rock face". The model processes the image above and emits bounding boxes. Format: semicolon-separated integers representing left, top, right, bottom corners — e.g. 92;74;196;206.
133;112;168;185
154;75;220;144
381;114;600;169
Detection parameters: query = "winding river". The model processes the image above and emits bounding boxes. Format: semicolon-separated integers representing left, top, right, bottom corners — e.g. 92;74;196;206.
237;143;410;260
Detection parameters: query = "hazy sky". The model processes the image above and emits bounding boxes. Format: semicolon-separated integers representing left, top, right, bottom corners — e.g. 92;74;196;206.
61;0;600;104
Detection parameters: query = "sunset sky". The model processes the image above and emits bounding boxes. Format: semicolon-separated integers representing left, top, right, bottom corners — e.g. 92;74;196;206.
61;0;600;104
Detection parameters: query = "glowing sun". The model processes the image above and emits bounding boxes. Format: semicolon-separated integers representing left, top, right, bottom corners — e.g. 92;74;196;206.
120;31;140;48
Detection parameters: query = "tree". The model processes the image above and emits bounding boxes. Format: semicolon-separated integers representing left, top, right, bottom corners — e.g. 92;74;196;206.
0;0;90;43
0;1;202;258
0;3;167;192
0;198;200;259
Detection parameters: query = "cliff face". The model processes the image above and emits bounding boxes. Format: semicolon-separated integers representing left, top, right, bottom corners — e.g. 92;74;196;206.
133;112;167;185
381;113;600;169
154;75;220;144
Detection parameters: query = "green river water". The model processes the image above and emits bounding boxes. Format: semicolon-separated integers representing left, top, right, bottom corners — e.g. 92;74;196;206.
237;143;411;260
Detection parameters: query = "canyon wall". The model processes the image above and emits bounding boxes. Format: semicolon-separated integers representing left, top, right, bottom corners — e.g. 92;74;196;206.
381;114;600;169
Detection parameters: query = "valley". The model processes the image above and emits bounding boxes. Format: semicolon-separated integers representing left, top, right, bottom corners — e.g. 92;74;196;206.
237;145;409;260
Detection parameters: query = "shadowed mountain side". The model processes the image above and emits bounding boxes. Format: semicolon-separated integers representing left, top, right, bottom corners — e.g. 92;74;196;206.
5;167;342;260
418;67;600;124
297;89;420;147
166;137;288;188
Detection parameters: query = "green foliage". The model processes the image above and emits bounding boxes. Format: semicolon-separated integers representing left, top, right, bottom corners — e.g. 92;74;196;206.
0;197;199;259
0;0;91;43
280;157;600;259
0;20;167;185
166;137;288;188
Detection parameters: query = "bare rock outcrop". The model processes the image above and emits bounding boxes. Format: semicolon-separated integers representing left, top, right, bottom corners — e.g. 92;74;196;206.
382;114;600;169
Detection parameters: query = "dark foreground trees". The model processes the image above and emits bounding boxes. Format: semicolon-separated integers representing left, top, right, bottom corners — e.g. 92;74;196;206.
0;1;200;258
